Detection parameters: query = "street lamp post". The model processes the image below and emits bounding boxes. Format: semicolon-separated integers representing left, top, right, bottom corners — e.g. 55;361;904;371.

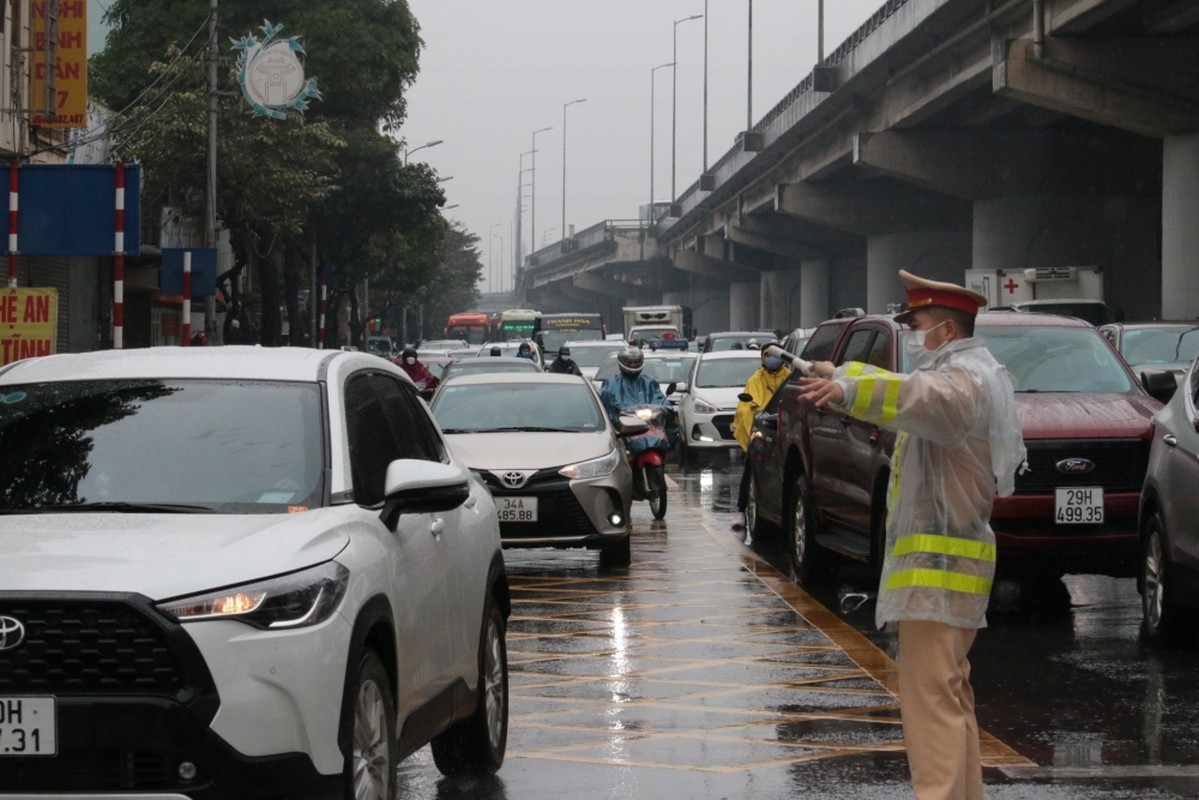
748;0;753;129
403;138;443;165
530;126;552;256
488;223;501;292
561;98;586;246
649;62;674;223
491;232;504;292
672;13;702;199
703;1;709;171
517;149;535;268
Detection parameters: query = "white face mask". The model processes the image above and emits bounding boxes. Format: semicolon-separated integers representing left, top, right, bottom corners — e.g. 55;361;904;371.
904;320;947;371
404;356;416;366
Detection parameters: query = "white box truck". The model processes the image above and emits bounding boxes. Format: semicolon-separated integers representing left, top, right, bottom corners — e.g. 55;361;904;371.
965;267;1107;325
621;305;693;346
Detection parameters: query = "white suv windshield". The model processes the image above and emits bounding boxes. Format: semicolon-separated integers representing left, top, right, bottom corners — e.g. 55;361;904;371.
0;379;324;512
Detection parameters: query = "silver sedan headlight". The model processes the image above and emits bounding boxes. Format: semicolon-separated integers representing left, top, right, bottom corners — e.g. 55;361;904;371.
692;397;721;415
559;447;621;480
158;562;349;630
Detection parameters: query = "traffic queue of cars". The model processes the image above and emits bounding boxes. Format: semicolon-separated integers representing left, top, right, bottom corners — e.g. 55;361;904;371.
740;310;1199;646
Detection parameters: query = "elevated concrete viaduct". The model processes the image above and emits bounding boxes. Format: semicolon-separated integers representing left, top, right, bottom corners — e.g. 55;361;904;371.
520;0;1199;336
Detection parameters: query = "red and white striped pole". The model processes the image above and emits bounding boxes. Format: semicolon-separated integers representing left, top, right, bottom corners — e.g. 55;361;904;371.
113;162;126;349
8;161;19;288
317;277;327;349
182;251;192;346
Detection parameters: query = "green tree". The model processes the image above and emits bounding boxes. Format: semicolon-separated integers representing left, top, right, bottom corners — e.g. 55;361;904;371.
91;0;467;347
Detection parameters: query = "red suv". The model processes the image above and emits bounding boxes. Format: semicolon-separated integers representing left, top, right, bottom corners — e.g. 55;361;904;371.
748;311;1168;587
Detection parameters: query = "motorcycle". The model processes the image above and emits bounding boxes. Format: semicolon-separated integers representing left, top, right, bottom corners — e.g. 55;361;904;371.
618;403;676;520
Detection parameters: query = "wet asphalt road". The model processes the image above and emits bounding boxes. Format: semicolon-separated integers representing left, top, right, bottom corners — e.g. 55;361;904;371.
394;451;1199;799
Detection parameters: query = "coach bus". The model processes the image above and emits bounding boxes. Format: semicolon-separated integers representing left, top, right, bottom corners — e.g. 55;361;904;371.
533;313;606;353
444;311;490;345
488;309;539;342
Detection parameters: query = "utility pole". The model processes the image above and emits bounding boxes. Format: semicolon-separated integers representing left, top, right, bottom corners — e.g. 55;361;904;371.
205;0;218;341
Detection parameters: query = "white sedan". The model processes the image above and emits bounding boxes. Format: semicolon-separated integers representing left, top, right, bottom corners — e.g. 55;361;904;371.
676;350;763;455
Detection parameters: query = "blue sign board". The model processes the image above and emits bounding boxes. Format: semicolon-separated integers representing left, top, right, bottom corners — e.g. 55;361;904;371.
0;164;141;256
160;248;217;296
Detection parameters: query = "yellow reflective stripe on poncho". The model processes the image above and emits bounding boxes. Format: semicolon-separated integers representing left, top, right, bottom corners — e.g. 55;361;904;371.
892;534;996;563
850;373;901;423
885;568;993;596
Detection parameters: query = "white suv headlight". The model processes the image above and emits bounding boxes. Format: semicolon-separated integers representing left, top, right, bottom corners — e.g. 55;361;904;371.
559;447;621;480
693;397;721;415
158;562;349;629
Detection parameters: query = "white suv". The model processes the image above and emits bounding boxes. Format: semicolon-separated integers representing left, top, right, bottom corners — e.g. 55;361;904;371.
0;346;509;799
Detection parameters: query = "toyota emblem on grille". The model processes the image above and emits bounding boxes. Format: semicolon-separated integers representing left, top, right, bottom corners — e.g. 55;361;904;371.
501;471;528;489
1056;458;1095;475
0;616;25;651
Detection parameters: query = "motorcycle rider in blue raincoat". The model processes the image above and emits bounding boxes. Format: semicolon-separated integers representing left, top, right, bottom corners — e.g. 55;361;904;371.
598;347;666;425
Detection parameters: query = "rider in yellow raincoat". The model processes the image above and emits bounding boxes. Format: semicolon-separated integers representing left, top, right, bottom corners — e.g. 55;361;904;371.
730;345;792;533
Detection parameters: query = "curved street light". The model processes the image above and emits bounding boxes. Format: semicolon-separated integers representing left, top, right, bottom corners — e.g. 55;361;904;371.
403;139;443;165
672;14;703;199
561;98;587;246
530;126;553;255
650;62;675;222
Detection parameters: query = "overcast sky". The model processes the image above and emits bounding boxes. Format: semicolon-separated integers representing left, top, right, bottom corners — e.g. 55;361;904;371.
88;1;886;293
401;1;885;291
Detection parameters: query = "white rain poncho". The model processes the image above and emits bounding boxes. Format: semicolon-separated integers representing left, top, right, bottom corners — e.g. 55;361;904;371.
830;337;1025;630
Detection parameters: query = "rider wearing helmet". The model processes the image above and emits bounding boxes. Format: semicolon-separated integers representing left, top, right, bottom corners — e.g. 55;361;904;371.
395;346;440;393
598;346;667;425
547;345;583;376
730;341;792;535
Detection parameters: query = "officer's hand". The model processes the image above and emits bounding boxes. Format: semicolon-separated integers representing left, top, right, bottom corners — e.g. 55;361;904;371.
797;376;844;408
809;360;836;379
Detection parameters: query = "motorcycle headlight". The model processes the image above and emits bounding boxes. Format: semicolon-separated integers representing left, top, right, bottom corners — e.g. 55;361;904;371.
559;447;621;480
158;562;349;630
693;398;720;415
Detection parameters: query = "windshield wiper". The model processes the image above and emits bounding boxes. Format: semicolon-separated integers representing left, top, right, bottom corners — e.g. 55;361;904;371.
7;501;216;514
483;426;579;433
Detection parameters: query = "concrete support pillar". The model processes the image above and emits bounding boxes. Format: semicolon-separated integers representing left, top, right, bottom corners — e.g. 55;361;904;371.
799;259;830;327
866;231;972;314
1163;135;1199;319
973;194;1159;319
730;281;759;330
763;269;802;334
689;278;728;340
828;255;868;318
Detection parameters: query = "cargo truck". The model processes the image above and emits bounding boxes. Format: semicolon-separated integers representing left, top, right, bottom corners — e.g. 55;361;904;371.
621;305;693;347
965;267;1108;325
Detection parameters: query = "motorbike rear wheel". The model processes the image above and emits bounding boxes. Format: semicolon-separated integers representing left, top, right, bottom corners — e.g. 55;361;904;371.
646;463;667;520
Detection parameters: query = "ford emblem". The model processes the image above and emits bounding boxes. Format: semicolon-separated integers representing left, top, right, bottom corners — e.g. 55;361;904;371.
0;616;26;651
501;471;528;489
1055;458;1095;475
